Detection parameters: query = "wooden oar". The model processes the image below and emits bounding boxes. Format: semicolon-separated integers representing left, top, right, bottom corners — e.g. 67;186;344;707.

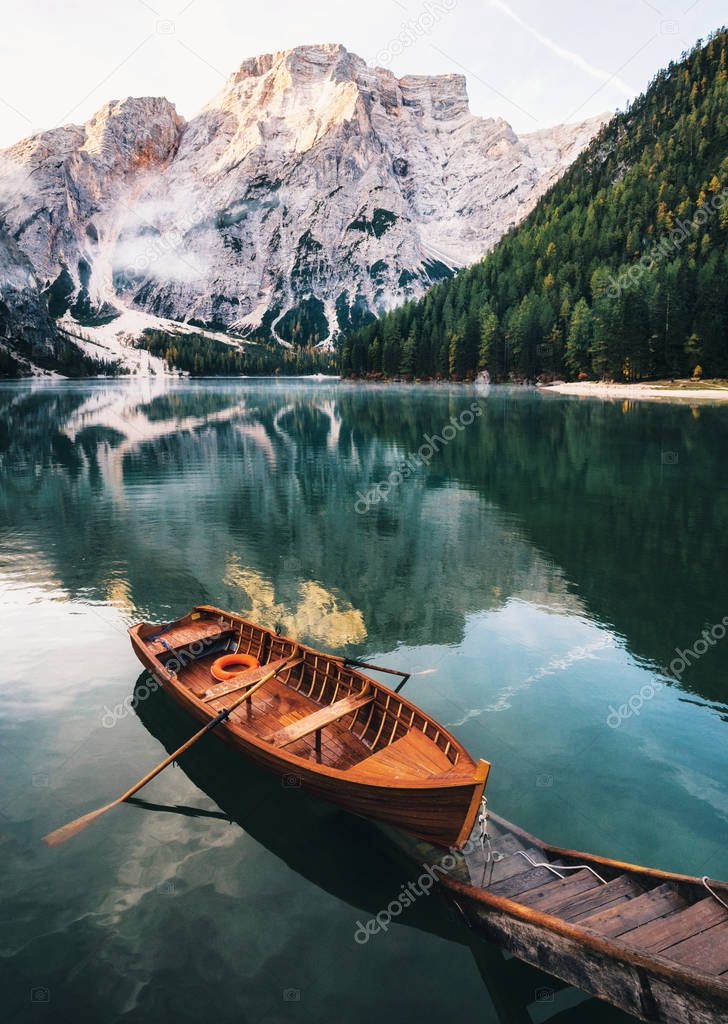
331;655;412;692
42;652;299;847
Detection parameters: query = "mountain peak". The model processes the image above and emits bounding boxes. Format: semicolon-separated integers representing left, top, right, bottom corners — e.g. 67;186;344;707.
81;96;183;163
5;95;183;172
0;41;607;364
232;42;357;81
206;43;472;136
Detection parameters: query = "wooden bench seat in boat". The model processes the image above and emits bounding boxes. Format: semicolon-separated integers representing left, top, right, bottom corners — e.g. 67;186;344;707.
355;729;457;779
147;619;228;656
266;689;374;748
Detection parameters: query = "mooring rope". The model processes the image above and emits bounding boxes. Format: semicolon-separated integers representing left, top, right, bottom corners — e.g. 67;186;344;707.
478;797;495;887
513;849;608;885
702;876;728;910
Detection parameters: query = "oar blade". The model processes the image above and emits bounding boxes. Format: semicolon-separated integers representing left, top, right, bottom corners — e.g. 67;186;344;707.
42;651;302;848
42;800;119;847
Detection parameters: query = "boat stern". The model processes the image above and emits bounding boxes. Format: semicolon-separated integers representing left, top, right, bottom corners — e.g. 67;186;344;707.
453;758;491;849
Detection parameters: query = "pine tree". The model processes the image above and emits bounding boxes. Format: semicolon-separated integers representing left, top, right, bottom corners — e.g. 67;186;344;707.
566;298;593;377
448;331;464;377
400;333;417;377
479;303;499;370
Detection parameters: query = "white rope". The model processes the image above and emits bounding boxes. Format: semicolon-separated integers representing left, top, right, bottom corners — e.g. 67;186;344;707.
477;796;489;844
514;849;565;880
702;876;728;911
474;810;609;891
477;797;495;887
514;849;608;885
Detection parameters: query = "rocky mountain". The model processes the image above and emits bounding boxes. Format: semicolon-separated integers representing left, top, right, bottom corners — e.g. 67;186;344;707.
0;226;58;374
0;43;607;370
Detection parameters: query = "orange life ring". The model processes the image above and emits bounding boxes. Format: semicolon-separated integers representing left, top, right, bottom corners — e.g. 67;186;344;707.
211;653;260;681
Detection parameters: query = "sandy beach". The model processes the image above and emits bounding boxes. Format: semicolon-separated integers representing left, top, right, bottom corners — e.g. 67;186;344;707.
540;381;728;402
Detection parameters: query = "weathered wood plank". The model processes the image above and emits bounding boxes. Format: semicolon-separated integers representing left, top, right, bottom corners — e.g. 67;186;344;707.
558;875;644;923
481;847;550;886
619;897;728;952
519;869;602;913
489;865;561;899
580;883;687;938
661;921;728;975
456;898;728;1024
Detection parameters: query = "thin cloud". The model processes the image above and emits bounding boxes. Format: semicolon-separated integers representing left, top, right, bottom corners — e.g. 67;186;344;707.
489;0;636;100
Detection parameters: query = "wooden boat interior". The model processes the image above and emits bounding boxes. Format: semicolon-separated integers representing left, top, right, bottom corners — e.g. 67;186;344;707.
457;813;728;980
142;610;474;780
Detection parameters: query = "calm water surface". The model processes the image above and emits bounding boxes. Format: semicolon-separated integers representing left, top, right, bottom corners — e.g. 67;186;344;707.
1;379;727;1024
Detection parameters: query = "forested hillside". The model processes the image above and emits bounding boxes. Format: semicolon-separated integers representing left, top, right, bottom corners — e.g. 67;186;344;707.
137;330;337;376
341;29;728;382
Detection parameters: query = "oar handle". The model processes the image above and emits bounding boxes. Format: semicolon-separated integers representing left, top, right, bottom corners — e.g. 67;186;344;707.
115;652;299;805
332;655;411;691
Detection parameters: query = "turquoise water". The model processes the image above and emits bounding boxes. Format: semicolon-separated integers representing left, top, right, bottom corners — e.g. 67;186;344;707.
1;379;726;1023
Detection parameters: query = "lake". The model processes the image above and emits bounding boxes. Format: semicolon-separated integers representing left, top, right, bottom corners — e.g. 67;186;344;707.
1;379;726;1024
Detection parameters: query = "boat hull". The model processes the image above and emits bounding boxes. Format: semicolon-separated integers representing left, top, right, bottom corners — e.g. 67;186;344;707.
447;882;728;1024
381;814;728;1023
129;616;488;847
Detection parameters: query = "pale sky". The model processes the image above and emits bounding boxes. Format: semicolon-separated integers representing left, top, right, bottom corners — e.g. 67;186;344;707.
0;0;725;147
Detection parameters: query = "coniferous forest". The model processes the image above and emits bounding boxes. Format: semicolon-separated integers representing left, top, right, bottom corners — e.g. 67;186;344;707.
341;30;728;383
138;329;337;376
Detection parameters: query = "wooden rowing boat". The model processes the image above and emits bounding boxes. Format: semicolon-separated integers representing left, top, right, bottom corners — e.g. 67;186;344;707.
128;605;490;847
125;609;727;1021
385;812;728;1023
130;679;663;1020
123;673;728;1024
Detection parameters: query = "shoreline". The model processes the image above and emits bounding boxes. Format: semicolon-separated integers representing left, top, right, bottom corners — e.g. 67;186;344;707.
539;380;728;402
6;374;728;403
